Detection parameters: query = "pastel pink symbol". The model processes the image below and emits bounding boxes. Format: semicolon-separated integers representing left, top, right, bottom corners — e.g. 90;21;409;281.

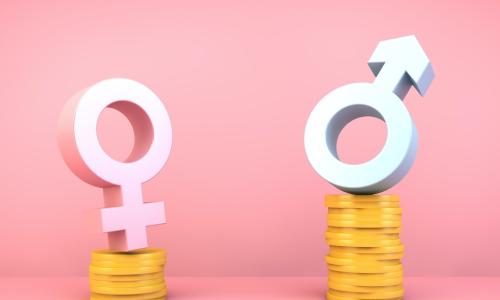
57;78;172;251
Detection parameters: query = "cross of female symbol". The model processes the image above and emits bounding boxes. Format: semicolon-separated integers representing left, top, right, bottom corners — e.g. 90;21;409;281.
57;78;172;251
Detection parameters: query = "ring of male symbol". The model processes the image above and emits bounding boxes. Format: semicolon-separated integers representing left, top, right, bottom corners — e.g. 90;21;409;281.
304;82;417;194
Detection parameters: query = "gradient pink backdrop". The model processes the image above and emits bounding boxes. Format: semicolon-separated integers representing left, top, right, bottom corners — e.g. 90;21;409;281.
1;0;500;277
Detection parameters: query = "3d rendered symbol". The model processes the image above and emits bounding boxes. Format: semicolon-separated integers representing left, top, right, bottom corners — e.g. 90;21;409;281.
304;35;435;194
57;78;172;251
304;35;434;300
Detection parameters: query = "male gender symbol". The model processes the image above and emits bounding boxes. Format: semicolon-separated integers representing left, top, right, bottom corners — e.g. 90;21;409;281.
58;78;172;251
304;35;435;194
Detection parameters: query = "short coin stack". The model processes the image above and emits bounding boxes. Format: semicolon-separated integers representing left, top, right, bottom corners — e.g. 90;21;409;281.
325;195;404;300
89;248;167;300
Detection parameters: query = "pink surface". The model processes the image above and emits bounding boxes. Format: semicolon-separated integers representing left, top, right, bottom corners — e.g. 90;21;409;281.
1;277;500;300
1;0;500;277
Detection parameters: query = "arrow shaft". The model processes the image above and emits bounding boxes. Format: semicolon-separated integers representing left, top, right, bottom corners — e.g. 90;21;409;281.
373;63;411;100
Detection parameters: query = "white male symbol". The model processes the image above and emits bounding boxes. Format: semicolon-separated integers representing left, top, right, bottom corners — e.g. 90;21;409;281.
304;35;434;194
58;78;172;251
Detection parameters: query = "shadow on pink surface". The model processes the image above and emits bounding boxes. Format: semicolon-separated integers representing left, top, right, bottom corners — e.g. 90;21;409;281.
167;277;323;299
2;277;500;299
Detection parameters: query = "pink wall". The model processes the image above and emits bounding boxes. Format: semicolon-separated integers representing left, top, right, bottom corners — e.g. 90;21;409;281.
1;0;500;277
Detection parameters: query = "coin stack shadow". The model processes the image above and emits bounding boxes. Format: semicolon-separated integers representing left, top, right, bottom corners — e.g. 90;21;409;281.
89;248;167;300
325;195;404;300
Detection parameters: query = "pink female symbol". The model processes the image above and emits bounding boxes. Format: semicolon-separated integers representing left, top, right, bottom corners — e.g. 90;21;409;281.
57;78;172;251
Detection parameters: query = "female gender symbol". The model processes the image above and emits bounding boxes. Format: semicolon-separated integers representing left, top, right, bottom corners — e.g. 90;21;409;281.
58;78;172;251
304;35;434;194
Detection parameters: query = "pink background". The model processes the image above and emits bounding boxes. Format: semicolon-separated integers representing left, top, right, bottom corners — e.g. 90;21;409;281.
1;0;500;278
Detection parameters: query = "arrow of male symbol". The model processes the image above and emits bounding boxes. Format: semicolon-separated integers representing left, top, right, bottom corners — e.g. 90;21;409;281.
368;35;435;99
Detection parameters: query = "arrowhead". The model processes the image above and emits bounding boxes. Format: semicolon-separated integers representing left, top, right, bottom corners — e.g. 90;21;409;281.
368;35;434;97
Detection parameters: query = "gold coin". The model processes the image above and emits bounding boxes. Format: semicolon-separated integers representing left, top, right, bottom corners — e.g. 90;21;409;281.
327;293;403;300
325;196;399;206
90;277;164;288
325;256;400;266
326;238;401;247
325;231;399;241
327;214;401;221
327;287;404;299
329;270;403;279
92;249;165;262
329;245;404;253
327;213;401;220
328;219;401;228
328;207;402;215
92;259;165;268
327;227;401;234
90;265;163;275
328;251;403;260
327;262;402;273
326;201;400;209
91;282;165;295
327;294;403;300
120;298;165;300
91;287;167;300
325;232;399;239
329;276;402;287
328;282;402;293
325;195;400;202
329;269;403;277
89;272;164;282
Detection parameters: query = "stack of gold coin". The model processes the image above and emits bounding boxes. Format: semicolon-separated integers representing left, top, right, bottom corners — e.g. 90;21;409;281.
325;195;403;300
89;248;167;300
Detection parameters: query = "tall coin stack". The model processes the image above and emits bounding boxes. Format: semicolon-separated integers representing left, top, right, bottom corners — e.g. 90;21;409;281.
325;195;404;300
89;249;167;300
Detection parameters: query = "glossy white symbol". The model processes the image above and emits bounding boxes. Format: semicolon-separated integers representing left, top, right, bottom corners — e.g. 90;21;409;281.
58;78;172;251
304;35;434;194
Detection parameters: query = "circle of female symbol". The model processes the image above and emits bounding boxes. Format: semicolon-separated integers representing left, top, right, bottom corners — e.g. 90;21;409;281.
58;78;172;251
304;35;435;194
